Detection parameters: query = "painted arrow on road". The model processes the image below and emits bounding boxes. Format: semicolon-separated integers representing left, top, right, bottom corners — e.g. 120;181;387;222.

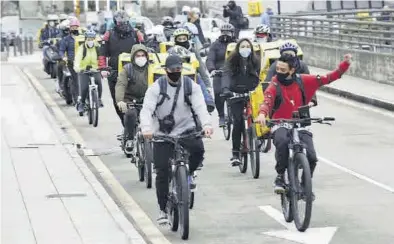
259;205;338;244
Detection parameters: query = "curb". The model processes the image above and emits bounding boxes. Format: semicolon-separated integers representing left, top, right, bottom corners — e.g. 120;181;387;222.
20;67;172;244
319;86;394;112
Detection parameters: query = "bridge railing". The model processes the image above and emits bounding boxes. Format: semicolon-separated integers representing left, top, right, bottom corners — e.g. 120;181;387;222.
270;15;394;53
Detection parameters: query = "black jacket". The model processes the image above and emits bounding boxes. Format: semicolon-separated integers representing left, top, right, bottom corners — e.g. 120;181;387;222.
222;58;260;93
206;40;230;72
223;5;243;28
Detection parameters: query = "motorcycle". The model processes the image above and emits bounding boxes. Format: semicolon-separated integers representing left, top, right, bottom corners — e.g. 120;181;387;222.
42;39;61;79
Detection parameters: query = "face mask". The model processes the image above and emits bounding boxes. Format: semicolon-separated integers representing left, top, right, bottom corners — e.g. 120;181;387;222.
239;47;251;58
71;30;79;35
167;71;182;82
117;22;131;33
276;72;293;86
135;56;147;67
219;35;232;43
176;41;190;50
86;41;94;48
49;21;54;27
256;37;267;43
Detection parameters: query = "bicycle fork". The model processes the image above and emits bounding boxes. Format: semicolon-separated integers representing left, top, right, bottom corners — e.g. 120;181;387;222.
88;76;98;109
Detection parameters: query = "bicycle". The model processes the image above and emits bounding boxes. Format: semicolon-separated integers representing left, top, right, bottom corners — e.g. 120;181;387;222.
79;69;101;127
152;131;204;240
266;113;335;232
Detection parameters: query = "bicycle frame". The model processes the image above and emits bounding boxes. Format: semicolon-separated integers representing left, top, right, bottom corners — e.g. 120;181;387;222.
88;74;98;108
288;125;307;161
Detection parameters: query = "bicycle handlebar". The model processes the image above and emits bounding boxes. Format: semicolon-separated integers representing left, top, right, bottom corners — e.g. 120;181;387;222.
266;117;335;128
210;69;224;78
152;131;204;143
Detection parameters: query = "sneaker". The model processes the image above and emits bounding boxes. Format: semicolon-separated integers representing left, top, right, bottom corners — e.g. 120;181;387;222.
124;140;133;154
77;103;85;113
157;210;169;225
219;117;225;127
188;174;196;192
230;156;241;167
274;174;285;194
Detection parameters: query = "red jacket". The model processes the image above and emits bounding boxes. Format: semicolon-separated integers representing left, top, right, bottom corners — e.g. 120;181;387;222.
259;60;350;119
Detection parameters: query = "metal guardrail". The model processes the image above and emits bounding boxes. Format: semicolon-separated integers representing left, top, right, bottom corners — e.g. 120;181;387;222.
282;9;394;21
270;16;394;53
1;36;35;59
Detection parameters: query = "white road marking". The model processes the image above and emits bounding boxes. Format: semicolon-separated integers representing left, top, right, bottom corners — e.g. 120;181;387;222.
259;205;338;244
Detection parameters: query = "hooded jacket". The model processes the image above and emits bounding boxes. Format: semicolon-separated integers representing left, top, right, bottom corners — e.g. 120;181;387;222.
223;2;243;28
115;44;149;103
74;41;99;72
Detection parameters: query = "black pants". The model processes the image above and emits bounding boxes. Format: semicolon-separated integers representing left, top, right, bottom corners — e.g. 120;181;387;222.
78;72;102;104
212;76;224;118
107;71;124;126
230;100;246;156
123;107;138;140
154;136;205;211
67;63;79;103
273;127;318;176
234;28;240;39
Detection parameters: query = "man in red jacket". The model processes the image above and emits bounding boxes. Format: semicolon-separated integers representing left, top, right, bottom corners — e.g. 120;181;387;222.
256;53;352;194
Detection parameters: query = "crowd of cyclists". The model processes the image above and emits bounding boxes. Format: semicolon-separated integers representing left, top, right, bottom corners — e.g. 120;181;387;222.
38;3;352;229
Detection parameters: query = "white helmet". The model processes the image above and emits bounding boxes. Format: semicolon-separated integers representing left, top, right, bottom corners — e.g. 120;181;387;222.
191;7;201;14
184;22;199;35
47;14;59;21
182;6;191;13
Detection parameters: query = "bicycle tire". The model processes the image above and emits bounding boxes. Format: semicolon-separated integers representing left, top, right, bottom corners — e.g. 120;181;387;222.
281;169;293;223
168;183;179;232
63;77;73;105
222;100;232;141
144;140;152;188
289;152;312;232
176;165;189;240
136;136;145;182
239;128;248;173
51;63;57;78
92;91;99;127
260;135;272;153
87;103;93;123
248;126;260;179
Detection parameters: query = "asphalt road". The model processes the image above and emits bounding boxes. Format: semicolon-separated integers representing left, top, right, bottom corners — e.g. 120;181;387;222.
28;64;394;244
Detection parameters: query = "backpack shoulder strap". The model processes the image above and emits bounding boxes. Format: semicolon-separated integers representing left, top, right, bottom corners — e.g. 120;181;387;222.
82;44;87;59
124;63;133;81
183;76;193;106
270;81;282;117
295;74;306;106
156;77;170;108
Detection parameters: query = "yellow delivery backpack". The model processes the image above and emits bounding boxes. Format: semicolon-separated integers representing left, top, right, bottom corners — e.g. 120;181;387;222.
248;0;263;16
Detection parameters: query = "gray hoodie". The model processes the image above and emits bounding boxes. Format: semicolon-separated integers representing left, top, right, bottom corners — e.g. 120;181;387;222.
140;76;212;136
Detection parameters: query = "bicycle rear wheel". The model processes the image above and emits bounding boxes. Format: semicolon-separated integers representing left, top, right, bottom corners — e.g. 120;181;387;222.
239;128;248;173
222;100;232;141
289;152;313;232
144;140;153;188
176;165;190;240
281;169;293;223
136;135;145;182
248;125;260;179
91;91;99;127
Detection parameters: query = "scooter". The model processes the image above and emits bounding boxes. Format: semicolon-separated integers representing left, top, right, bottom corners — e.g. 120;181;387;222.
42;39;61;79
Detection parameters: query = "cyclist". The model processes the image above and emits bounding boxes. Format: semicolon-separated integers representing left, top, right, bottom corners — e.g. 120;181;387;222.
162;16;176;41
56;19;71;94
115;44;149;154
221;38;260;166
265;42;317;106
253;24;273;43
59;18;81;105
140;54;213;224
172;28;211;89
206;23;236;127
40;14;60;43
58;14;68;25
99;10;144;128
256;53;352;195
74;29;103;114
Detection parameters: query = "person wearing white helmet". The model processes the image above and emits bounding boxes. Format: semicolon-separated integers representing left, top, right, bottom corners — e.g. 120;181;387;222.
182;5;191;15
41;14;60;42
191;7;201;17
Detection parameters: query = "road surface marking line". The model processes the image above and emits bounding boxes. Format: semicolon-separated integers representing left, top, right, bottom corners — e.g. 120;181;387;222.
22;68;172;244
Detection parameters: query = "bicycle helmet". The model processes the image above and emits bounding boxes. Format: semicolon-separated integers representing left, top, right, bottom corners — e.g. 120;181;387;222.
280;42;298;54
254;24;270;35
161;16;174;27
191;7;201;15
173;28;190;39
182;6;191;14
59;19;70;30
69;18;80;27
59;14;68;22
113;10;130;25
84;29;96;38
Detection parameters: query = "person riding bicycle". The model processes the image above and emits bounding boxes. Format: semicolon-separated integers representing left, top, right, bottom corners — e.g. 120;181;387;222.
40;14;60;44
162;16;176;41
140;54;213;225
74;29;104;114
115;44;149;154
253;24;273;44
58;14;68;25
265;42;318;106
59;18;81;105
221;38;260;166
256;53;352;195
206;23;236;127
99;10;144;128
172;28;211;89
56;19;71;94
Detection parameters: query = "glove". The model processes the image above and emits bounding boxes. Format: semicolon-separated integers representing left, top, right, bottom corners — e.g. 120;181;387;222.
210;70;217;77
117;101;127;113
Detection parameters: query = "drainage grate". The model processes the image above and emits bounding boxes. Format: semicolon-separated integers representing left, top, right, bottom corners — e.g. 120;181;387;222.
46;193;87;199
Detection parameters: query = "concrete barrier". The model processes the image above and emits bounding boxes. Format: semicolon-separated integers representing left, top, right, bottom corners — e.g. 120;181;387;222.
298;42;394;84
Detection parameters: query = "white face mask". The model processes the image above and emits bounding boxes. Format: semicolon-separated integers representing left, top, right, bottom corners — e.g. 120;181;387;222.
239;47;251;58
256;37;268;43
86;41;94;48
49;21;55;27
135;56;147;67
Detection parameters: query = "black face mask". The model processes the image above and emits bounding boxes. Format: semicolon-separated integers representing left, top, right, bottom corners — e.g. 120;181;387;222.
116;22;132;33
175;41;190;50
277;72;293;86
219;35;232;43
167;71;182;83
71;30;79;35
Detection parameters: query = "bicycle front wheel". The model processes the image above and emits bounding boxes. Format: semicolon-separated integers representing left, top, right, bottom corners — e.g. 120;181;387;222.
222;100;232;141
176;165;190;240
239;127;248;173
91;91;99;127
144;140;153;189
248;125;260;179
289;152;313;232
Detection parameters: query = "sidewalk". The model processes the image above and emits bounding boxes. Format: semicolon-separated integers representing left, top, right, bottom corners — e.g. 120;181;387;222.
1;64;146;244
310;66;394;111
1;51;42;64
